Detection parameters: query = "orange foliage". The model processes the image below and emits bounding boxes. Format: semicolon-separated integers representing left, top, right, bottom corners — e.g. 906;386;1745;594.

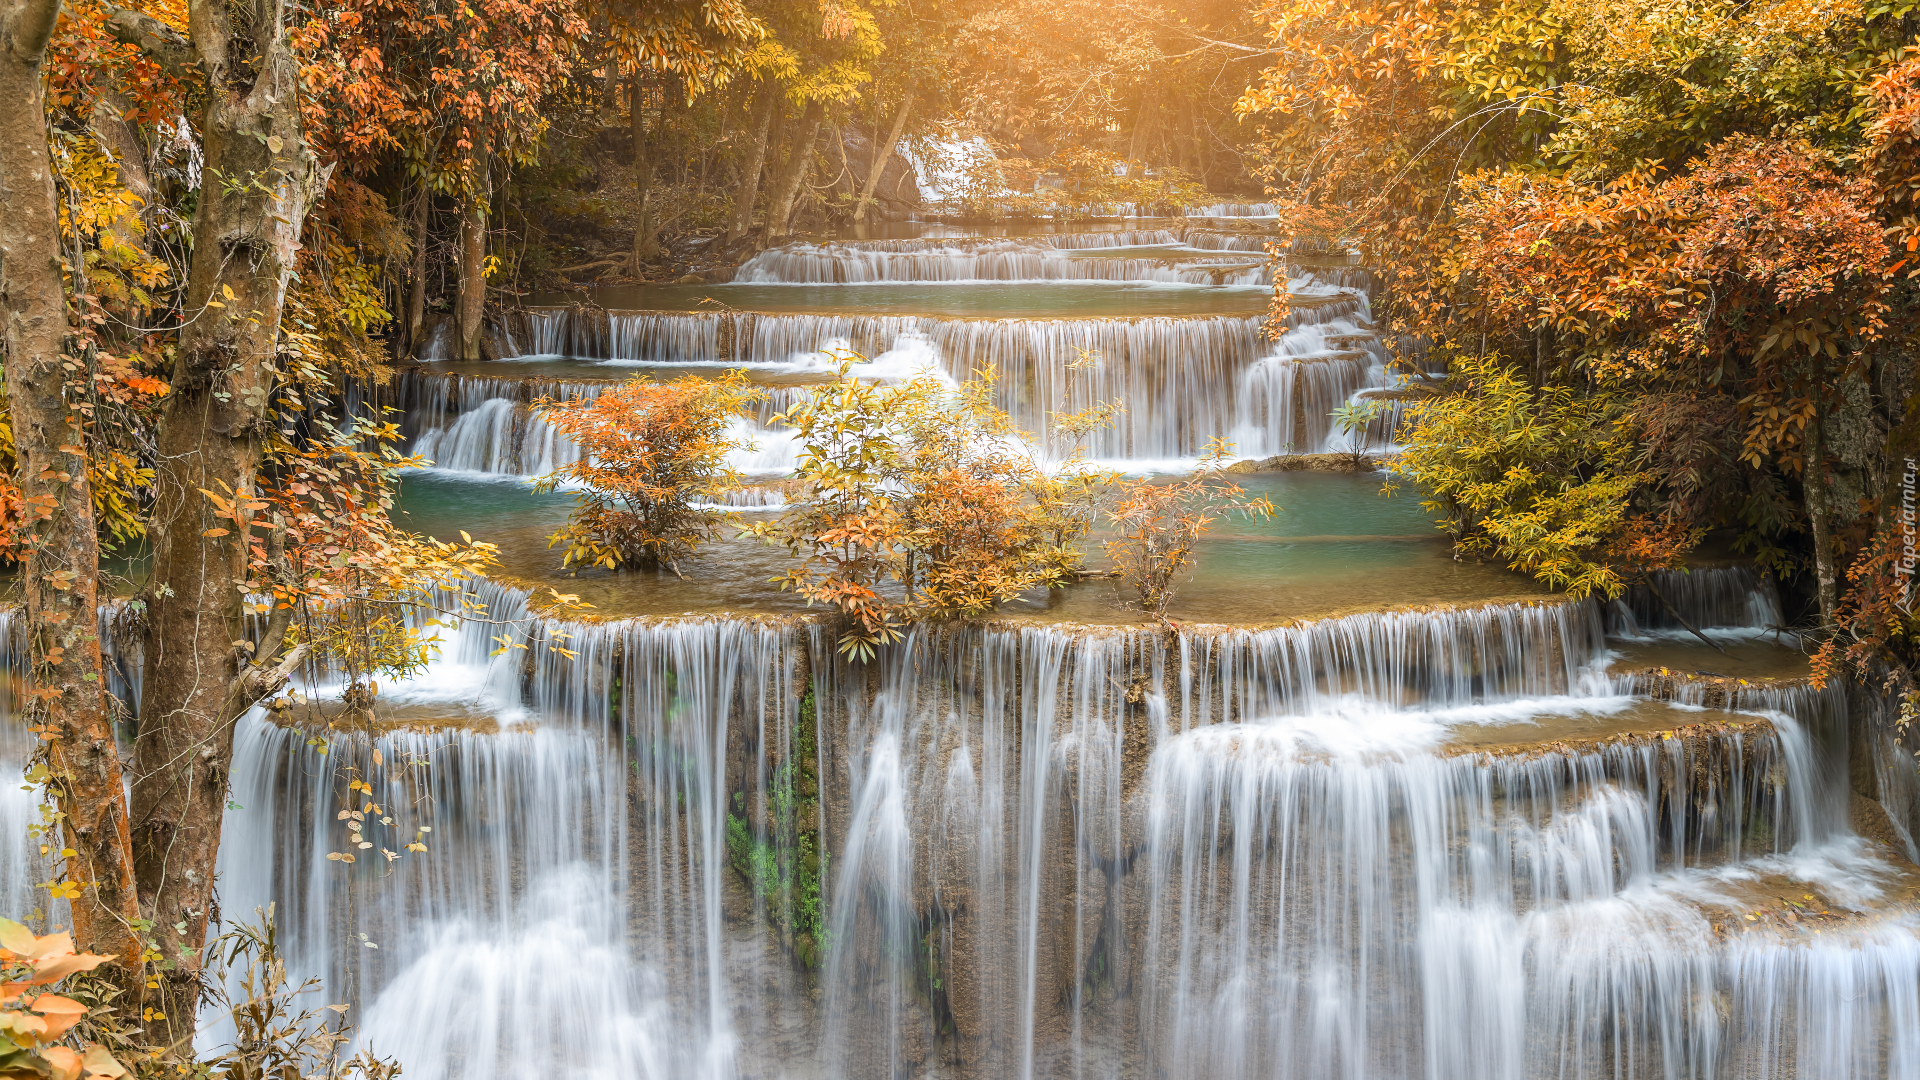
747;364;1098;658
0;919;125;1080
1104;442;1275;617
533;371;763;573
1447;138;1890;469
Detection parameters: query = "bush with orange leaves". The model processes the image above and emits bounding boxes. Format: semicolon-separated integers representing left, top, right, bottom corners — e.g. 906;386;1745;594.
0;919;124;1080
533;370;765;575
1104;442;1276;618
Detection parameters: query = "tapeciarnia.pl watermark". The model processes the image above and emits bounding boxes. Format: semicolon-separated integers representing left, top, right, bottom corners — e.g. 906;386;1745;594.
1899;457;1917;615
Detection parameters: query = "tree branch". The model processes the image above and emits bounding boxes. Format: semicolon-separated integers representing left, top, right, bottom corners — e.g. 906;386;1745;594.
5;0;64;61
99;3;199;81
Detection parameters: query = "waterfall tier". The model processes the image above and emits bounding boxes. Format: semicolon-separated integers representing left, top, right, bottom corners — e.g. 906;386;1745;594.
4;574;1905;1079
731;240;1273;285
402;291;1388;473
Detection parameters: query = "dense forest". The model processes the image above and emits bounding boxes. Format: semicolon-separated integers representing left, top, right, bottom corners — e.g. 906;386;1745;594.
3;0;1920;1075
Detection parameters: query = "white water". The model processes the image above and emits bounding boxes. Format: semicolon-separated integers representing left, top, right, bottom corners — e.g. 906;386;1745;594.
5;223;1912;1080
733;241;1272;286
3;572;1915;1078
402;276;1392;472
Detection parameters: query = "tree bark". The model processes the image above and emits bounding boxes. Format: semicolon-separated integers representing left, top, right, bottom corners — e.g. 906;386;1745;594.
854;93;911;225
1127;93;1160;169
456;151;491;361
725;81;780;242
630;76;659;268
406;190;428;356
0;0;142;968
126;0;326;1041
1807;404;1840;630
766;99;825;238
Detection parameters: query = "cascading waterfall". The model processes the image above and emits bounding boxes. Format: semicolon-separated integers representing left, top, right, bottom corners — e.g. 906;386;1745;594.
733;241;1272;285
1182;229;1273;252
7;217;1910;1080
404;279;1389;467
0;570;1908;1079
1608;566;1790;640
1;612;49;923
216;598;816;1080
392;371;801;478
802;599;1919;1080
1187;202;1280;218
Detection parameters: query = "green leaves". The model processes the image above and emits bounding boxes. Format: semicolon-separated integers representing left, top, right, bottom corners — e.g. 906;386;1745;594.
1391;351;1651;599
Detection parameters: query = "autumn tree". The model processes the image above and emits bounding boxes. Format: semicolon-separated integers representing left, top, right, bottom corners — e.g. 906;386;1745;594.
1240;0;1919;661
0;0;143;975
747;364;1098;657
533;370;763;574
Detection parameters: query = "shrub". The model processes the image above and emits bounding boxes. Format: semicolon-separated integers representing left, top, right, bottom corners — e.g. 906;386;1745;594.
1385;352;1692;600
534;370;764;574
746;363;1096;658
1103;440;1275;618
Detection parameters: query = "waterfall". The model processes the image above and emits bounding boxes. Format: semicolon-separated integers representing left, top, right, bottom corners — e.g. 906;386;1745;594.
1188;202;1280;218
1608;566;1790;640
793;599;1920;1080
409;276;1390;468
393;371;799;480
1;612;50;923
0;572;1897;1079
216;613;812;1080
733;241;1272;285
1183;229;1274;252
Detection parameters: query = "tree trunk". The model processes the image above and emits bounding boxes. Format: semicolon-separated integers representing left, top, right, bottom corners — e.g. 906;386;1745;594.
725;82;780;242
854;93;912;225
630;76;659;268
456;152;491;361
89;88;152;247
1807;405;1840;630
766;99;825;238
1127;94;1160;169
125;0;326;1042
406;191;428;356
0;0;142;967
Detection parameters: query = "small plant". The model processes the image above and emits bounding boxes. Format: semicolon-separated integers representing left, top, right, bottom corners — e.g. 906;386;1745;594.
199;914;399;1080
1331;399;1384;468
534;370;765;575
1104;441;1276;618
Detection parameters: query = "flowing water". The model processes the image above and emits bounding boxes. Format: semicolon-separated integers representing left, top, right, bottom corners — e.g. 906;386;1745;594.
5;223;1918;1079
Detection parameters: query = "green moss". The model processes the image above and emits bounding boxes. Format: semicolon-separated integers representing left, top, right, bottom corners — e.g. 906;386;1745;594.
724;686;829;971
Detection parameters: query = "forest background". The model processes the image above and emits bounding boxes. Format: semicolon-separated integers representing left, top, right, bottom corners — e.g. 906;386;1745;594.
2;0;1920;1075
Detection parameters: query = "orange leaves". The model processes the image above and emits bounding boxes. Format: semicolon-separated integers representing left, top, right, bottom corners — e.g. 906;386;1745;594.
532;370;761;574
0;919;125;1080
295;0;587;180
1445;136;1889;429
0;923;111;987
746;361;1116;657
1103;440;1275;616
